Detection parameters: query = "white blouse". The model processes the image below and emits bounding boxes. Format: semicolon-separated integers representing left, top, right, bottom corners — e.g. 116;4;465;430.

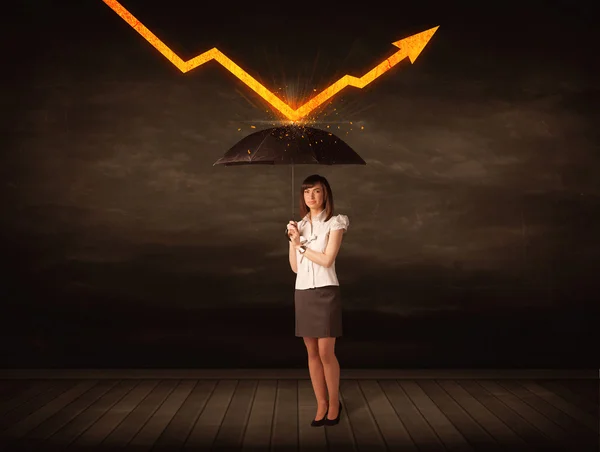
292;210;349;290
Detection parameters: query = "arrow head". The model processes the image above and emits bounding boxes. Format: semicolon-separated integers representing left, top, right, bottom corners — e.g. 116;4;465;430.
392;26;439;63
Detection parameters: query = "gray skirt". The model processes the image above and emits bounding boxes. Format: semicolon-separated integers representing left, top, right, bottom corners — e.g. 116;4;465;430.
295;285;343;338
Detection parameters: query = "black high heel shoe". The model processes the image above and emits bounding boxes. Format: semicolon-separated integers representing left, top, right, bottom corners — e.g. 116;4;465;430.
311;405;329;427
325;402;342;426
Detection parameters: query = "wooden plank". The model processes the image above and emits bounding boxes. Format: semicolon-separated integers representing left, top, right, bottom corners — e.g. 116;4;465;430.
518;380;599;433
68;379;159;448
419;380;502;452
0;380;55;418
42;379;138;448
457;380;559;452
0;380;33;403
499;380;597;450
478;380;571;448
358;380;417;451
126;379;196;451
325;384;355;452
271;379;298;452
538;380;598;415
555;379;599;406
399;380;474;452
379;380;446;452
0;380;17;398
14;380;118;447
153;380;216;451
0;380;75;431
297;379;327;452
437;380;532;451
211;379;257;450
339;379;386;452
501;380;596;436
100;379;178;448
242;379;276;451
183;379;237;450
0;379;98;440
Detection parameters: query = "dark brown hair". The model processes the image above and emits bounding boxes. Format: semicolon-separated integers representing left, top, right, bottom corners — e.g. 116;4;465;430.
299;174;334;221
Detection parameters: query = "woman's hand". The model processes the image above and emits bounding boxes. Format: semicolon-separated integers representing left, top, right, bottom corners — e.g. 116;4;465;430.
287;221;301;247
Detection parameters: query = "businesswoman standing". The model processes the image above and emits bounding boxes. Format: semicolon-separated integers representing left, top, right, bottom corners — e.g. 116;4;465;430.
286;174;349;427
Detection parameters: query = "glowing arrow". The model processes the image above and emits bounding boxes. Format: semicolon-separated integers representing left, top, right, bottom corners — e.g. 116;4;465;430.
103;0;438;121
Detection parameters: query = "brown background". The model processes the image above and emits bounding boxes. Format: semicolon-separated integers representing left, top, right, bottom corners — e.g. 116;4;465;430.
1;0;597;368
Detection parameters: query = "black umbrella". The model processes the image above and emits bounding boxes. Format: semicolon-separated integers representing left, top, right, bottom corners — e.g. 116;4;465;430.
213;125;366;218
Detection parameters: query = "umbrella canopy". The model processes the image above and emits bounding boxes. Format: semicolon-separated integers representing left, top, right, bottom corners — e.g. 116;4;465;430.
213;125;366;166
213;125;366;221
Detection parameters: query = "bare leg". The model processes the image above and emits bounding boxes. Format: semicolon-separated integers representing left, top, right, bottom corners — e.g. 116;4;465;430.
303;337;329;420
318;337;340;419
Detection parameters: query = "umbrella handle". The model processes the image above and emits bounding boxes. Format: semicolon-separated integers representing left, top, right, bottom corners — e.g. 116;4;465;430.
288;163;294;241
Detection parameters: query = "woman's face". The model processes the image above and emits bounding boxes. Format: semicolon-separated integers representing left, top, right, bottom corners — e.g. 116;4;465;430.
304;183;324;210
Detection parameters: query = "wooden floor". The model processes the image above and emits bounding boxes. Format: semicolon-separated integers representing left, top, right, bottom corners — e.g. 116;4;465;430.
0;374;597;451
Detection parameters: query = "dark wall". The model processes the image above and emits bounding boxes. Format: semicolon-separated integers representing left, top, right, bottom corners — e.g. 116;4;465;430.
1;1;598;368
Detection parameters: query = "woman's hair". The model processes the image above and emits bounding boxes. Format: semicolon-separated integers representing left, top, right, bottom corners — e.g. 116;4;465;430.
299;174;334;221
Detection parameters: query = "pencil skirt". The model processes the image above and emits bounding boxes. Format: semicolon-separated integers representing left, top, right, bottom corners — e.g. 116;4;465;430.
294;285;343;338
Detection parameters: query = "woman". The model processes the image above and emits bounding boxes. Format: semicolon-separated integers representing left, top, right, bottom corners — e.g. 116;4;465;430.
286;174;349;427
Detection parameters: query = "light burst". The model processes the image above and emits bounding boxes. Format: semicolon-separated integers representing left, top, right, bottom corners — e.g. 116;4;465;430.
103;0;438;122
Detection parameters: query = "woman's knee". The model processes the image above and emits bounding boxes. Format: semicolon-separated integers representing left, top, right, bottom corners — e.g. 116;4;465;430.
318;338;336;363
303;337;319;358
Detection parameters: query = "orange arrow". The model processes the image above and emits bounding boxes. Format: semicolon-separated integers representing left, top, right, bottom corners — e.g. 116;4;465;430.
103;0;438;121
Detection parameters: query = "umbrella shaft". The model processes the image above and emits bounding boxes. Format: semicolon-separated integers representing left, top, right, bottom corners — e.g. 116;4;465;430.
291;164;294;219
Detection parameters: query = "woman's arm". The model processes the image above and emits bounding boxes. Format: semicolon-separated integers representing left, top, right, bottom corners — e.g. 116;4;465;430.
295;229;344;268
289;241;298;273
